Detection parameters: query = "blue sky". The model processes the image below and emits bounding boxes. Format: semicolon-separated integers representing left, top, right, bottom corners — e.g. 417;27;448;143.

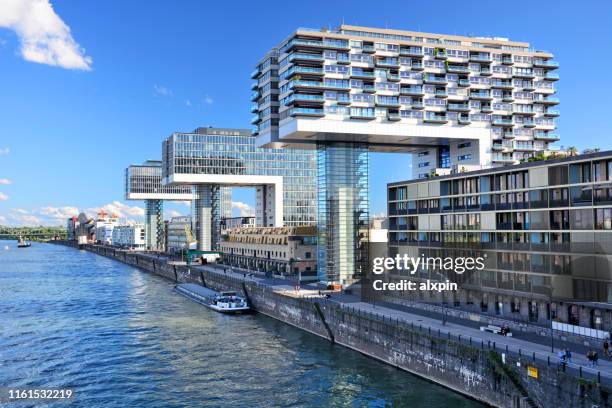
0;0;610;226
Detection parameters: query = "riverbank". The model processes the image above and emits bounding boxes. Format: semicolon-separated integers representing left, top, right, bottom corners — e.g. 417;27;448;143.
58;242;611;408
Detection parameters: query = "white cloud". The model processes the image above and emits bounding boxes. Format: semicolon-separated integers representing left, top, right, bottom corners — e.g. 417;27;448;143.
0;192;9;201
16;214;41;226
165;210;183;218
232;201;255;217
0;178;11;185
0;147;9;155
180;200;191;207
154;84;172;97
204;95;213;105
0;214;7;224
0;0;92;70
14;208;28;214
84;201;145;219
39;205;79;220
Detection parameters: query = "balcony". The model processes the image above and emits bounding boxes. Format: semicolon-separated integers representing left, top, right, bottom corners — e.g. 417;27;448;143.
250;105;258;113
283;93;325;105
286;66;324;76
323;81;350;90
400;47;423;57
545;73;560;81
514;143;534;152
534;97;560;105
362;44;375;53
502;57;514;65
289;80;325;90
351;70;375;79
376;58;400;68
533;59;559;69
492;118;514;127
400;86;424;96
411;63;424;70
434;50;448;59
480;105;493;113
502;131;515;139
545;109;560;117
447;65;470;74
534;132;560;141
470;54;492;63
251;82;259;90
289;53;324;63
492;143;505;151
423;75;447;85
350;110;376;120
447;92;468;101
512;70;535;79
363;84;376;93
480;68;492;76
387;73;400;82
470;91;492;100
522;120;536;128
502;94;515;102
289;107;325;117
411;101;424;109
491;80;513;89
250;91;261;102
458;79;471;87
522;82;535;91
458;115;471;125
250;115;261;124
387;112;401;121
284;38;350;51
250;68;261;79
492;155;517;164
375;97;400;107
447;103;470;112
513;109;535;116
423;113;448;123
434;89;448;98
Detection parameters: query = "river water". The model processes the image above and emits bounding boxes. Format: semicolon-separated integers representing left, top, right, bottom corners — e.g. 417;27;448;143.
0;242;483;407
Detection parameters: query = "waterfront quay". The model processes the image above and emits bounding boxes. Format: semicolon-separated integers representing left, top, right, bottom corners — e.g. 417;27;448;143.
62;242;612;408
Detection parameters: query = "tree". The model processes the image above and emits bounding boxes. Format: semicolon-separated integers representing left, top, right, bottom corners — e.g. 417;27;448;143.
567;146;578;157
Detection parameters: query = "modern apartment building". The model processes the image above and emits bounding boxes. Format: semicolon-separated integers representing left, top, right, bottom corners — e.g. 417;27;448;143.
253;25;559;285
218;226;318;282
387;151;612;332
161;127;317;251
112;224;146;250
221;216;256;232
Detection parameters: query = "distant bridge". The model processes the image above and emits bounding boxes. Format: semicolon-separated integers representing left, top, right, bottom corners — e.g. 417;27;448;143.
0;227;67;241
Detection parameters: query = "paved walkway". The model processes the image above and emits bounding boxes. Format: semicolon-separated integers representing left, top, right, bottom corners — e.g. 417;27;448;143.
195;263;612;385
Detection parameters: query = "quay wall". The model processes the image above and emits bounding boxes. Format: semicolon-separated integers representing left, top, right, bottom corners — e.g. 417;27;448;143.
62;243;612;408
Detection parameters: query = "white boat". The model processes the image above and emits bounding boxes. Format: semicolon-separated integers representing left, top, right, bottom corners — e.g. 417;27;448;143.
17;236;31;248
175;283;250;314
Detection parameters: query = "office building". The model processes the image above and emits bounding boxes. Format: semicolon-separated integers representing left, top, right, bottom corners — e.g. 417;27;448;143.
112;224;146;250
125;160;194;251
218;226;318;282
161;126;317;251
253;24;559;286
388;151;612;332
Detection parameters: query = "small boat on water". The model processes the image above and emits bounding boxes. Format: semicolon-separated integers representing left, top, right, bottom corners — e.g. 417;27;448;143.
175;283;250;314
17;236;31;248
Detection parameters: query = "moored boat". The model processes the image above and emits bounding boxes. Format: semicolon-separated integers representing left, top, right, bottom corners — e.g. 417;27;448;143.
175;283;250;314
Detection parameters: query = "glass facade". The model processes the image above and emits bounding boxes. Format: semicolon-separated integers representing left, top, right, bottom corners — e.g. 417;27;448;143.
162;127;317;226
125;160;191;198
317;142;369;284
145;199;163;251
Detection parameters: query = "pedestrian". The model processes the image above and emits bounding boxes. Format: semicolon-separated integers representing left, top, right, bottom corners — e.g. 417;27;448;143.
558;350;566;370
587;351;594;367
594;351;599;366
565;348;572;364
604;339;609;357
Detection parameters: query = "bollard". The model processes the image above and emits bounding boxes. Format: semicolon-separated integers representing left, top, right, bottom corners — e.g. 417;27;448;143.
532;352;535;362
519;349;522;357
506;345;509;353
598;371;601;384
547;356;550;366
579;366;582;378
493;341;496;350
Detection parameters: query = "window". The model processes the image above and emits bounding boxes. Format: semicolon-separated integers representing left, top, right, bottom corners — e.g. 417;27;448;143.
418;162;430;168
417;151;429;157
595;208;612;230
458;154;472;161
458;142;471;149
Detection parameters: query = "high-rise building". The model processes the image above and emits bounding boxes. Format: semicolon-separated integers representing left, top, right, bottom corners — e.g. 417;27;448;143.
161;127;317;251
388;151;612;333
253;25;559;285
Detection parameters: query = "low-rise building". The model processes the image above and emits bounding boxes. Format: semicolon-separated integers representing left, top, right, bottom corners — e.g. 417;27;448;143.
166;216;193;253
388;150;612;333
112;224;146;250
218;226;317;282
94;211;119;245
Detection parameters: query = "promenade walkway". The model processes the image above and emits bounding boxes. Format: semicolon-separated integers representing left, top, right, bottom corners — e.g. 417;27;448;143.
195;263;612;385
